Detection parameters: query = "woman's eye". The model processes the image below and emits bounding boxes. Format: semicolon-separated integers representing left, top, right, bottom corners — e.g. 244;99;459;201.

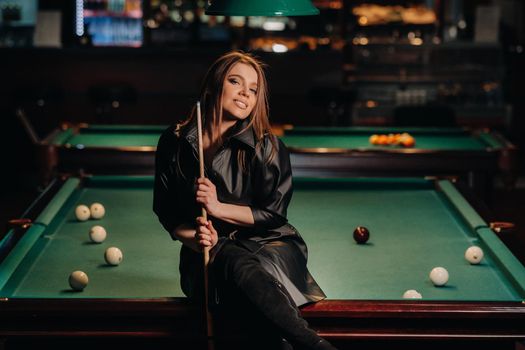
250;89;257;94
229;78;239;85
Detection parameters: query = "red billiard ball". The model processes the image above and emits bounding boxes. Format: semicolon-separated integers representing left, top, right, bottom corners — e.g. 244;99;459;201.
353;226;370;244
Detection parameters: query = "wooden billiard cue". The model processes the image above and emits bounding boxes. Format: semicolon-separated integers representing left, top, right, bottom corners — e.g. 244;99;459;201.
196;101;215;350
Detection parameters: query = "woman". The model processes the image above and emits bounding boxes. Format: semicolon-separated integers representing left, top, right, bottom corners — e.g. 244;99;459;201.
154;51;336;350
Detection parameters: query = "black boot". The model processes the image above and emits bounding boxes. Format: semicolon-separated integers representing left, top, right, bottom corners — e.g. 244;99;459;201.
267;279;338;350
312;339;339;350
280;338;294;350
214;243;338;350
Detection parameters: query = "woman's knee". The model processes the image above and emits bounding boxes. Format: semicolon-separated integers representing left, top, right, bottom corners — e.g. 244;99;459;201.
214;242;261;282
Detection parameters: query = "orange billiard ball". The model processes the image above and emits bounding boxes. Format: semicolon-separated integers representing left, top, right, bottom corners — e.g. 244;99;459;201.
369;134;379;145
398;133;415;147
353;226;370;244
377;135;388;145
401;136;415;147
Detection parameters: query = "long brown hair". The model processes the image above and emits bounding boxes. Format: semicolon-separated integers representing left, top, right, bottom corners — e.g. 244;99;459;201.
181;51;276;165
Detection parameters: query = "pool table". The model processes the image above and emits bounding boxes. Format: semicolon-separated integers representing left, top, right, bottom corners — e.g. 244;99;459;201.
1;175;524;349
38;124;163;184
280;126;516;198
39;124;516;198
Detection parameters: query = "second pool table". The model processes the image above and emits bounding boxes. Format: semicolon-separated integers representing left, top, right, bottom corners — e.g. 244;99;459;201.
38;124;163;183
280;126;516;198
1;175;524;348
38;124;516;199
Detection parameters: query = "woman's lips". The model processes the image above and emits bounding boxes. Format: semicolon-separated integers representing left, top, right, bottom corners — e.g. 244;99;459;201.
234;99;248;109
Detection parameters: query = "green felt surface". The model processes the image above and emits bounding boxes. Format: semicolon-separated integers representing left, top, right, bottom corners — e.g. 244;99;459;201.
53;125;165;148
281;131;493;151
288;178;524;301
1;177;523;302
50;125;502;152
0;177;183;298
284;127;465;134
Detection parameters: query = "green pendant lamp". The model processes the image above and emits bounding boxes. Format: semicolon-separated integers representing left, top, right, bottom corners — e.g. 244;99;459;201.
205;0;319;16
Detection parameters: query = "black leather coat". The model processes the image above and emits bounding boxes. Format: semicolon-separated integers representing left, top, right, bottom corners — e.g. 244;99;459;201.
153;118;325;306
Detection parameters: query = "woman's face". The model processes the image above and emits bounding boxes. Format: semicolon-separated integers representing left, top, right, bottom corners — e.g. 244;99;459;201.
221;62;258;122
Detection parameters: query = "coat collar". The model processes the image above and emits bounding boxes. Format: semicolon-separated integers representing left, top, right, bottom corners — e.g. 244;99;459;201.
181;117;256;149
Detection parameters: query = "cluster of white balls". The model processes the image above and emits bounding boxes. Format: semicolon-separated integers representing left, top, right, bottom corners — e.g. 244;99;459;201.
69;203;123;291
75;203;106;221
402;245;484;299
88;226;123;265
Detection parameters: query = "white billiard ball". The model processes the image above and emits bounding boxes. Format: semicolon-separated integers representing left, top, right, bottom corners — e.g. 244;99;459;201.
75;205;91;221
90;203;105;220
429;267;449;286
105;247;123;266
402;289;422;299
465;246;484;264
69;270;89;291
89;225;107;243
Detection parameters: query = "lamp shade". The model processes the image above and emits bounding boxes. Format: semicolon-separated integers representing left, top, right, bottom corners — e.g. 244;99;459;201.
205;0;320;16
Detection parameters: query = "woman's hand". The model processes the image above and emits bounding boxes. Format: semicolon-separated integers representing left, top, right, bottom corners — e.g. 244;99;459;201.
196;177;222;218
195;216;218;249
